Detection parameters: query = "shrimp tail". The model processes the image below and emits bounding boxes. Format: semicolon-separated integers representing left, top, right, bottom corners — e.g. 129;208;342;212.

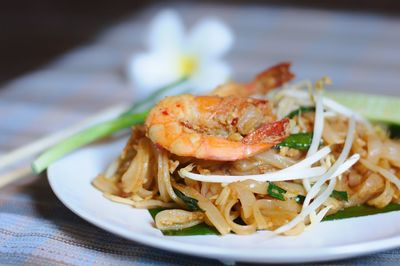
246;62;295;95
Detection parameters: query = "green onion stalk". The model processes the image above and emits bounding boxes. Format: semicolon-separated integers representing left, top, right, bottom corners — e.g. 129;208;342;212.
32;77;188;174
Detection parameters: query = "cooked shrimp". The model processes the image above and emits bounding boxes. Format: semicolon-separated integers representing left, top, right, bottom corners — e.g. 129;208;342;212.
145;94;289;161
211;62;294;97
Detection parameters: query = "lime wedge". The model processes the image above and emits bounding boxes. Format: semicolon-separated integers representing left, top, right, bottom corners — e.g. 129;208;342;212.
326;91;400;125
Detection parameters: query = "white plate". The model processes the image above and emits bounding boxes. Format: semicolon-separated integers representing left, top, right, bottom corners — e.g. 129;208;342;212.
47;138;400;264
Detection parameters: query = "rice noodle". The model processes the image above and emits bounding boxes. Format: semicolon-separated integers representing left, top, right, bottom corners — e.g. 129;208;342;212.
104;194;178;209
121;138;151;193
368;180;395;208
381;140;400;168
92;174;119;194
323;120;344;145
159;150;184;204
303;116;356;209
348;173;384;206
273;178;337;235
157;149;170;202
104;158;119;179
240;180;268;194
367;133;381;164
234;183;257;219
178;185;231;235
224;199;257;235
253;201;269;229
255;150;297;169
215;186;231;207
360;159;400;190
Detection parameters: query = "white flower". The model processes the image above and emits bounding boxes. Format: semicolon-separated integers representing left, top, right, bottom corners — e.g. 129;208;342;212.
127;9;234;99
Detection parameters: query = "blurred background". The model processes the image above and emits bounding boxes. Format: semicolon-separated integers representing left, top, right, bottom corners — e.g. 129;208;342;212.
1;2;400;264
2;0;400;92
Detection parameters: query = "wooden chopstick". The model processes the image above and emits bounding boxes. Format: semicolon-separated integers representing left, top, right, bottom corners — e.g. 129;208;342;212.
0;103;128;175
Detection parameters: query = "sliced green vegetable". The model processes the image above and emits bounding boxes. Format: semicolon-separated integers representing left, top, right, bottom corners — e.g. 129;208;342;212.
149;208;219;236
267;182;287;201
32;111;148;173
286;106;315;119
331;190;349;202
327;91;400;126
173;188;201;211
295;195;306;204
323;203;400;221
162;223;219;236
276;132;313;150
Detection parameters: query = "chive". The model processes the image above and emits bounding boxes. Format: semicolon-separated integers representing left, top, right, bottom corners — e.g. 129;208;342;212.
173;188;201;211
323;203;400;221
276;132;313;150
162;224;219;236
331;190;349;202
286;106;315;119
31;111;148;173
267;182;287;201
295;195;306;204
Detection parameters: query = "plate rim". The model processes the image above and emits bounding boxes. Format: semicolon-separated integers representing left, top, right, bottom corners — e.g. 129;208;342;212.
47;143;400;264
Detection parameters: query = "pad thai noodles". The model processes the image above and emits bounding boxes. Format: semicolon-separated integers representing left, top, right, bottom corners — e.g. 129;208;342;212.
93;63;400;236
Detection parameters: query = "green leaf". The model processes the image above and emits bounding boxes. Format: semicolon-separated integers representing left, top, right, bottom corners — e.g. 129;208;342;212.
331;190;349;202
323;203;400;221
173;188;201;211
286;106;315;119
267;182;287;201
327;91;400;126
148;208;219;236
276;133;313;150
31;111;148;173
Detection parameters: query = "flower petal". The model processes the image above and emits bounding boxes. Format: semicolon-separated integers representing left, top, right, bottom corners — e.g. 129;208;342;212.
148;9;185;53
187;18;234;59
189;60;231;94
127;52;181;98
